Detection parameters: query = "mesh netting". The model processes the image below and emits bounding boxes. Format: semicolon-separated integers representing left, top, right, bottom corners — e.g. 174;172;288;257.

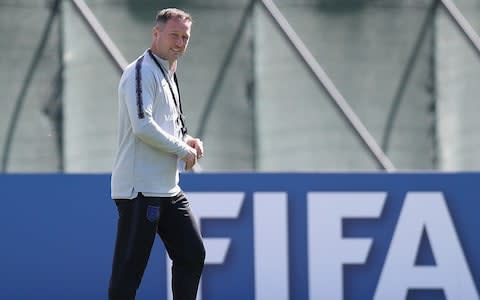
0;0;63;172
2;0;480;172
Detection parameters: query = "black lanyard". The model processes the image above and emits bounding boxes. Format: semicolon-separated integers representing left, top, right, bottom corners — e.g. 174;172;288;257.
148;49;187;136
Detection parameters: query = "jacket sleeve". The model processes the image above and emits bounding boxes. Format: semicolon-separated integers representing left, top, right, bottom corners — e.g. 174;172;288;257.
119;62;190;158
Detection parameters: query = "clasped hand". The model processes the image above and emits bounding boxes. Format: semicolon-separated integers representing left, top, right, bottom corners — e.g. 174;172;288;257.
182;137;204;170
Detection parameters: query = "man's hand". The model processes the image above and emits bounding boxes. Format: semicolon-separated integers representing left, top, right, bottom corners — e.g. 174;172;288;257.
182;147;197;170
186;137;204;159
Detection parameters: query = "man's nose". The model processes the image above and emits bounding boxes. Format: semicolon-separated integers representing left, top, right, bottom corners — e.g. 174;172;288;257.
176;38;184;47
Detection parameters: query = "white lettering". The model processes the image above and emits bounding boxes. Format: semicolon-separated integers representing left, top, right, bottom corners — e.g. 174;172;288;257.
166;192;244;300
375;192;479;300
253;192;289;300
308;192;386;300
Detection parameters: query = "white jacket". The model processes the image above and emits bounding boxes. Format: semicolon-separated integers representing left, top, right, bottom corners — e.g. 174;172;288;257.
111;50;190;199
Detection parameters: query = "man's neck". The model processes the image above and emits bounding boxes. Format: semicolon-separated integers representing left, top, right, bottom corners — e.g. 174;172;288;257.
149;49;177;74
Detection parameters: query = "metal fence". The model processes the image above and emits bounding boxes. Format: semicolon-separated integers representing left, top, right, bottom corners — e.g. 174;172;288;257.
2;0;480;172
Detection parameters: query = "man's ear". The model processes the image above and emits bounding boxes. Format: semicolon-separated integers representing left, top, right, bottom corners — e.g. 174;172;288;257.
152;25;163;39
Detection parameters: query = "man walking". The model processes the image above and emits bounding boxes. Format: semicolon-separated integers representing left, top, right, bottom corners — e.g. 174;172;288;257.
109;8;205;300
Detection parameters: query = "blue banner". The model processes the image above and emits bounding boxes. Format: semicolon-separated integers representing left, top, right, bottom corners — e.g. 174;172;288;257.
0;173;479;300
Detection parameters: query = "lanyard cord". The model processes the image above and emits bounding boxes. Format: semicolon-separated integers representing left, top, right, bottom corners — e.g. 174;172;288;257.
148;49;187;136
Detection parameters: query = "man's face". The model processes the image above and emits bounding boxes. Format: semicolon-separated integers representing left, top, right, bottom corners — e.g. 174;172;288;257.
152;18;191;63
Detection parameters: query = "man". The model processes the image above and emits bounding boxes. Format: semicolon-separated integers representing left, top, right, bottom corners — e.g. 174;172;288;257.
109;8;205;300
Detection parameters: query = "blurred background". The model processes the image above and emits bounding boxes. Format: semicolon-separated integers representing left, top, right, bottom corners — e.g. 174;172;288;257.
1;0;480;173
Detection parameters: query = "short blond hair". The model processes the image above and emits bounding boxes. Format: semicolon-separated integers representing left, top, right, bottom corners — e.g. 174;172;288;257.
155;8;192;26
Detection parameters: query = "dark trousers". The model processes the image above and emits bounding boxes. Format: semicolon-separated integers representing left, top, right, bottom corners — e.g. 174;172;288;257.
108;192;205;300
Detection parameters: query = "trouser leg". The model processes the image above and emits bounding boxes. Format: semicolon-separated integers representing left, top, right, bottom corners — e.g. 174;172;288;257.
157;192;206;300
108;194;161;300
